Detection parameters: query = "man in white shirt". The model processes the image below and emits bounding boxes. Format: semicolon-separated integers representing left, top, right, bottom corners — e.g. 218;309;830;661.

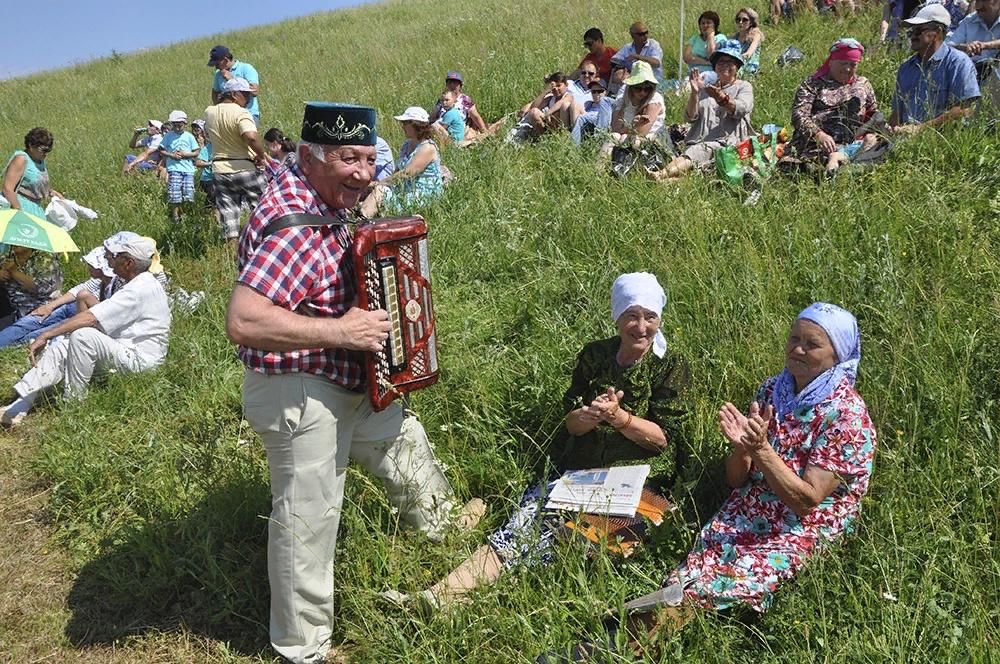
0;233;171;426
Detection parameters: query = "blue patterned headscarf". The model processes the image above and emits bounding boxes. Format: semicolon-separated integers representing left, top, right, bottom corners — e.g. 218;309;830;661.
771;302;861;418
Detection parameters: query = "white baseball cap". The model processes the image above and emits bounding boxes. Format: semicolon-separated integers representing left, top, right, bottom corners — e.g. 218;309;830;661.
222;77;253;93
82;247;115;278
393;106;430;123
104;231;157;261
147;119;163;130
167;110;188;123
902;3;951;27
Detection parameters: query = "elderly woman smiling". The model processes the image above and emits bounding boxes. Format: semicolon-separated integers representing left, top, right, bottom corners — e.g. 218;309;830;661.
386;273;691;611
621;303;876;640
788;38;879;174
652;40;754;181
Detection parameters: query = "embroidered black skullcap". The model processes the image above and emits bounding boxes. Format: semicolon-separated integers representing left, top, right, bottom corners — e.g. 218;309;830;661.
301;102;377;146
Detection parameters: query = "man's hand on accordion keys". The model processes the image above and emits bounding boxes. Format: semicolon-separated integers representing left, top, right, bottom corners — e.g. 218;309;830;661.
334;306;392;353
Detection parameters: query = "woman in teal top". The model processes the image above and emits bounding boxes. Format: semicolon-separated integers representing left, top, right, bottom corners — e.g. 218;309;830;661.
360;106;444;217
684;11;728;84
1;128;57;218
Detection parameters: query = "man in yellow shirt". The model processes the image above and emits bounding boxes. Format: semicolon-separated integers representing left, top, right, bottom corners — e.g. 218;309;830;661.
204;77;267;245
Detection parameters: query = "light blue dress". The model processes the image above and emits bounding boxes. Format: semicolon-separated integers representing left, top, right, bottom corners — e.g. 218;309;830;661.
390;139;444;208
1;150;50;217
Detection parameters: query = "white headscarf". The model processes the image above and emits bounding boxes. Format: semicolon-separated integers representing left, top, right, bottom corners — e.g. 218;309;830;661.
610;272;667;358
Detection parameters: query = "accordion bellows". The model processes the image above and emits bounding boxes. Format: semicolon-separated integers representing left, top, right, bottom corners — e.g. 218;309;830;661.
354;216;440;411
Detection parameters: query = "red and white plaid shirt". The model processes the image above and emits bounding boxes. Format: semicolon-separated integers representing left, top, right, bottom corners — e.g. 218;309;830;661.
236;162;365;390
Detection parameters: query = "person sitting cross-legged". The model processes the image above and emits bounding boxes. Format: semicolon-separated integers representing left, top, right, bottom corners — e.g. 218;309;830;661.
0;234;170;427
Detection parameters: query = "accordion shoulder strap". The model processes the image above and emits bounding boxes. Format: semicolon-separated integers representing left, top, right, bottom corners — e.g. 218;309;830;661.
261;212;350;239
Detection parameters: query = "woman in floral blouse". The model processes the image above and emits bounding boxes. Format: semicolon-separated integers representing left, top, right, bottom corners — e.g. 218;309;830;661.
0;247;63;330
788;39;880;173
384;273;691;612
622;302;876;642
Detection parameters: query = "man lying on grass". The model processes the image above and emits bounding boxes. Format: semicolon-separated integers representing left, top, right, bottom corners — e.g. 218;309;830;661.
0;233;170;427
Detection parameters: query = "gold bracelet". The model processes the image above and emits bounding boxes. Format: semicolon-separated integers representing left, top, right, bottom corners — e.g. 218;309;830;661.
613;409;633;430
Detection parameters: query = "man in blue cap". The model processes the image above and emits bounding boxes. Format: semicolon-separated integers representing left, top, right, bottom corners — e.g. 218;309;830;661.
226;102;474;663
208;45;261;124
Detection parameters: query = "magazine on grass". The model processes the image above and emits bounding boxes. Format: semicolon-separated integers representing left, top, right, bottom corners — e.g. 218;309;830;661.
545;464;650;517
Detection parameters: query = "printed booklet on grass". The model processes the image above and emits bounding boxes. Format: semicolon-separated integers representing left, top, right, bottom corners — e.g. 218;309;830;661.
545;464;650;517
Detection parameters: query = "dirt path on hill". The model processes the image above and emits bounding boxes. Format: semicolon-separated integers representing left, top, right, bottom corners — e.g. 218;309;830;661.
0;434;241;663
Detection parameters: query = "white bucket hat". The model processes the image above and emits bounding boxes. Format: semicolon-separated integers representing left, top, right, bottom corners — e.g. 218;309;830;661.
393;106;430;123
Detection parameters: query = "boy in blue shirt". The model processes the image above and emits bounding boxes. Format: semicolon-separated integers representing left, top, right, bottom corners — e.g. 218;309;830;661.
434;90;467;143
159;110;200;222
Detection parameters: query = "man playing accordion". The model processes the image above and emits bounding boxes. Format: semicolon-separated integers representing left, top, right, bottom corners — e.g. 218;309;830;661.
225;102;465;664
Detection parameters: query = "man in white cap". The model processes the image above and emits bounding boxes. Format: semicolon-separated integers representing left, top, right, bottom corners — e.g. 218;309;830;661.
890;2;980;133
204;77;267;245
0;233;171;426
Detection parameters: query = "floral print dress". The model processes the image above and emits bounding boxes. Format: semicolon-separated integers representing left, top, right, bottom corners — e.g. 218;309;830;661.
670;375;876;612
789;75;878;161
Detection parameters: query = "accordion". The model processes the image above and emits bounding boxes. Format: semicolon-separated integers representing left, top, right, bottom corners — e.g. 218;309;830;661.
353;216;439;410
260;213;440;411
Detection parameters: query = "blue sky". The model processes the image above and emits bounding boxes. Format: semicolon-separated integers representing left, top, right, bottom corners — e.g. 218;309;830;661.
0;0;368;80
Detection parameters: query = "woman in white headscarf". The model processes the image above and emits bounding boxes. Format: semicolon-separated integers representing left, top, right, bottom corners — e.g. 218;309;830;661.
384;273;691;611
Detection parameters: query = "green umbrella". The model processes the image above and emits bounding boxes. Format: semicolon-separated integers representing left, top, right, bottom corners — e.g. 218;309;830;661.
0;208;79;253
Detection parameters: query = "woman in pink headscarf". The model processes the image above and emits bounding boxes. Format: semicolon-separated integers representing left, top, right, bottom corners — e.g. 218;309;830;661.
788;38;880;173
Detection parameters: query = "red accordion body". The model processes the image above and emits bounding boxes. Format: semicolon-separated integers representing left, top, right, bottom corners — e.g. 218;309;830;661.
353;216;439;411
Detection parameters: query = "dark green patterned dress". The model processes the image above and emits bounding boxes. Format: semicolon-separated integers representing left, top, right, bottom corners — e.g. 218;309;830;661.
553;335;691;475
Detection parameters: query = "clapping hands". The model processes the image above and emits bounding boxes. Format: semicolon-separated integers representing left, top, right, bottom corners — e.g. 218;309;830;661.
688;70;703;95
719;401;773;455
578;387;625;425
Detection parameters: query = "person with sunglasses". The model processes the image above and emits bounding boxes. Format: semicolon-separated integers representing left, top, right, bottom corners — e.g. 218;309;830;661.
599;61;666;162
609;21;664;94
731;7;764;76
890;3;980;134
1;128;59;218
571;78;614;145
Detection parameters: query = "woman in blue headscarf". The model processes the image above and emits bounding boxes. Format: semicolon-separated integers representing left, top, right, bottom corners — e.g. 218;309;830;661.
624;302;877;635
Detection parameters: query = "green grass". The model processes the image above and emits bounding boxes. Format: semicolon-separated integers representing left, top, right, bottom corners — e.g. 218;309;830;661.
0;0;998;662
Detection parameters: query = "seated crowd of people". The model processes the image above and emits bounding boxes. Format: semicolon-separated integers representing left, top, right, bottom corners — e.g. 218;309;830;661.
506;2;996;182
0;4;995;663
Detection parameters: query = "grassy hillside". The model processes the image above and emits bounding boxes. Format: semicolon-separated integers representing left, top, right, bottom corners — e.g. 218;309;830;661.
1;0;998;662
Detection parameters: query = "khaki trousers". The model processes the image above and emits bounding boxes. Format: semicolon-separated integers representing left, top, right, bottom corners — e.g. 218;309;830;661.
243;370;456;664
14;328;144;399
